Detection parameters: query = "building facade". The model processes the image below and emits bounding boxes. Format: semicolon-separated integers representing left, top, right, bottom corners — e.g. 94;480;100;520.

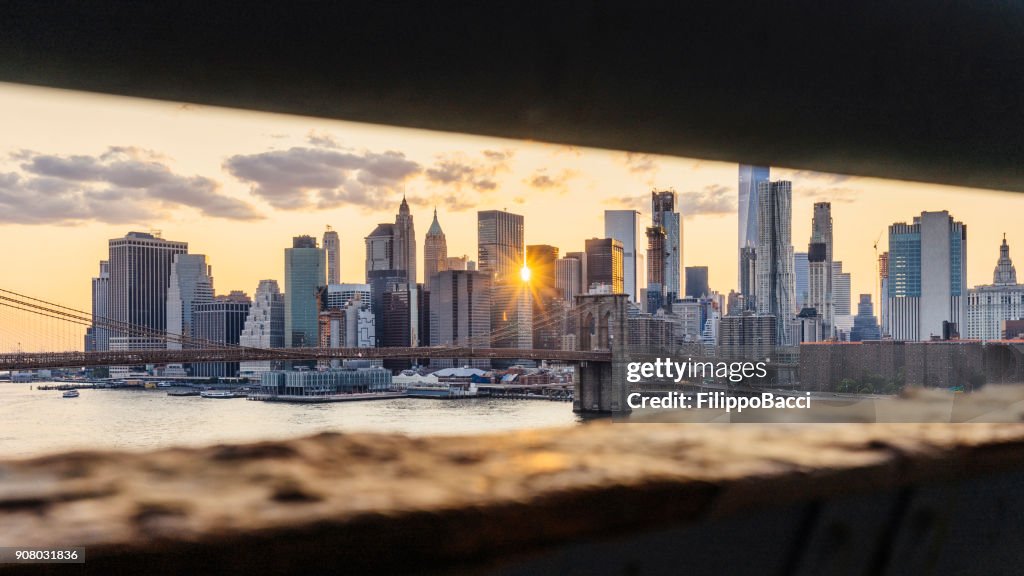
423;208;448;282
166;254;214;349
284;235;326;348
886;211;967;341
323;226;340;285
89;261;110;352
108;231;188;352
556;256;582;305
650;190;682;302
429;269;492;368
477;210;524;284
850;294;882;341
754;180;795;345
604;210;641;302
193;292;252;378
738;164;770;281
966;235;1024;340
239;279;285;377
585;237;624;294
685;266;709;298
806;202;834;336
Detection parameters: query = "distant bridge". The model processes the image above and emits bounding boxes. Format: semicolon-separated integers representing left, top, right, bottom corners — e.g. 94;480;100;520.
0;347;613;371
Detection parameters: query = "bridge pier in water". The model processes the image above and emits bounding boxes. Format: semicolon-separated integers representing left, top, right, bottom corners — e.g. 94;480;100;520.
573;293;631;415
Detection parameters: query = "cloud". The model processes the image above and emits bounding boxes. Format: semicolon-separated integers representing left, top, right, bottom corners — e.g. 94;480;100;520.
603;184;736;217
774;168;856;185
305;130;341;149
679;184;735;216
0;148;261;224
797;186;860;204
224;147;421;210
524;168;577;193
411;150;514;211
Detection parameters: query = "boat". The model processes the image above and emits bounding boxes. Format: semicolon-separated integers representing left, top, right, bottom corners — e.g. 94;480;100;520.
405;382;478;399
200;390;238;399
167;389;201;397
156;381;173;388
62;390;80;398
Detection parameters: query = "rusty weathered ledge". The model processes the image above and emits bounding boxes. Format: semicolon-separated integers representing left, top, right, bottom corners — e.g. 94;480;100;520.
2;420;1024;574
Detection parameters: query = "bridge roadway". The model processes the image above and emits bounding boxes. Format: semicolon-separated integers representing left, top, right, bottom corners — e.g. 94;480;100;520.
0;346;613;371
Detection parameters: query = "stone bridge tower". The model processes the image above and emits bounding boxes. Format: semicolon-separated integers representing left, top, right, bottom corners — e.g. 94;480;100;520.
573;293;630;414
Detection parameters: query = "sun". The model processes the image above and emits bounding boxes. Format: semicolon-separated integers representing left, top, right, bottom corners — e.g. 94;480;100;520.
520;265;531;283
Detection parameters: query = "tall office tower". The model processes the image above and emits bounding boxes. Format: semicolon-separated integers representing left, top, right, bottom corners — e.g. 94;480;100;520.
166;254;214;350
526;244;562;349
429;269;492;368
491;283;532;352
738;165;770;280
556;257;582;304
478;210;525;284
604;210;641;302
192;292;251;378
392;196;417;283
650;190;682;302
364;197;416;282
887;211;967;341
832;261;852;316
850;294;882;341
565;251;587;298
239;280;285;377
365;223;395;276
793;252;809;312
323;226;340;285
807;202;834;335
343;298;376;348
585;238;624;294
379;281;419;352
685;266;709;298
739;246;757;311
285;235;326;348
446;255;468;271
89;261;110;352
423;208;448;281
754;180;795;346
878;251;890;337
967;235;1024;340
108;232;188;352
645;226;667;312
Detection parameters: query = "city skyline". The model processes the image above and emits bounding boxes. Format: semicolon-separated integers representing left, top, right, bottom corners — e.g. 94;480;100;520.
1;83;1023;350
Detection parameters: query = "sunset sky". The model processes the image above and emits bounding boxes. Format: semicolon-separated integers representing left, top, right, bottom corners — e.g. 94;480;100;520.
0;82;1021;351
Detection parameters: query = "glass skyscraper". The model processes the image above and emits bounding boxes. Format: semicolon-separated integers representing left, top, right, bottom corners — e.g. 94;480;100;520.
738;164;770;279
604;210;641;302
755;180;795;346
650;190;682;303
285;235;326;348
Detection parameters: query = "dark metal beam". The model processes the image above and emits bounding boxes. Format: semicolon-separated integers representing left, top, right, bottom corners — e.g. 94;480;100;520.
2;2;1023;192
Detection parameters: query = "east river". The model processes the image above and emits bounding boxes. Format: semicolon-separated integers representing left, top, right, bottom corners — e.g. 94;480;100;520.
0;383;584;457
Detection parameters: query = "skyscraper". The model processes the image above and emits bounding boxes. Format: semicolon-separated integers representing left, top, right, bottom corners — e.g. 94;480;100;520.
793;252;809;312
89;261;110;352
886;211;967;341
739;246;757;312
585;238;624;294
285;235;326;348
423;208;448;281
108;231;188;352
807;202;834;335
526;244;563;350
166;254;214;350
323;226;340;285
832;261;851;316
966;235;1024;340
193;292;251;378
364;197;417;283
556;256;582;305
565;251;587;299
879;251;890;337
604;210;641;302
393;196;417;283
685;266;709;298
755;180;795;346
650;190;682;302
850;294;881;341
738;165;770;279
429;269;492;368
477;210;524;284
239;279;285;377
